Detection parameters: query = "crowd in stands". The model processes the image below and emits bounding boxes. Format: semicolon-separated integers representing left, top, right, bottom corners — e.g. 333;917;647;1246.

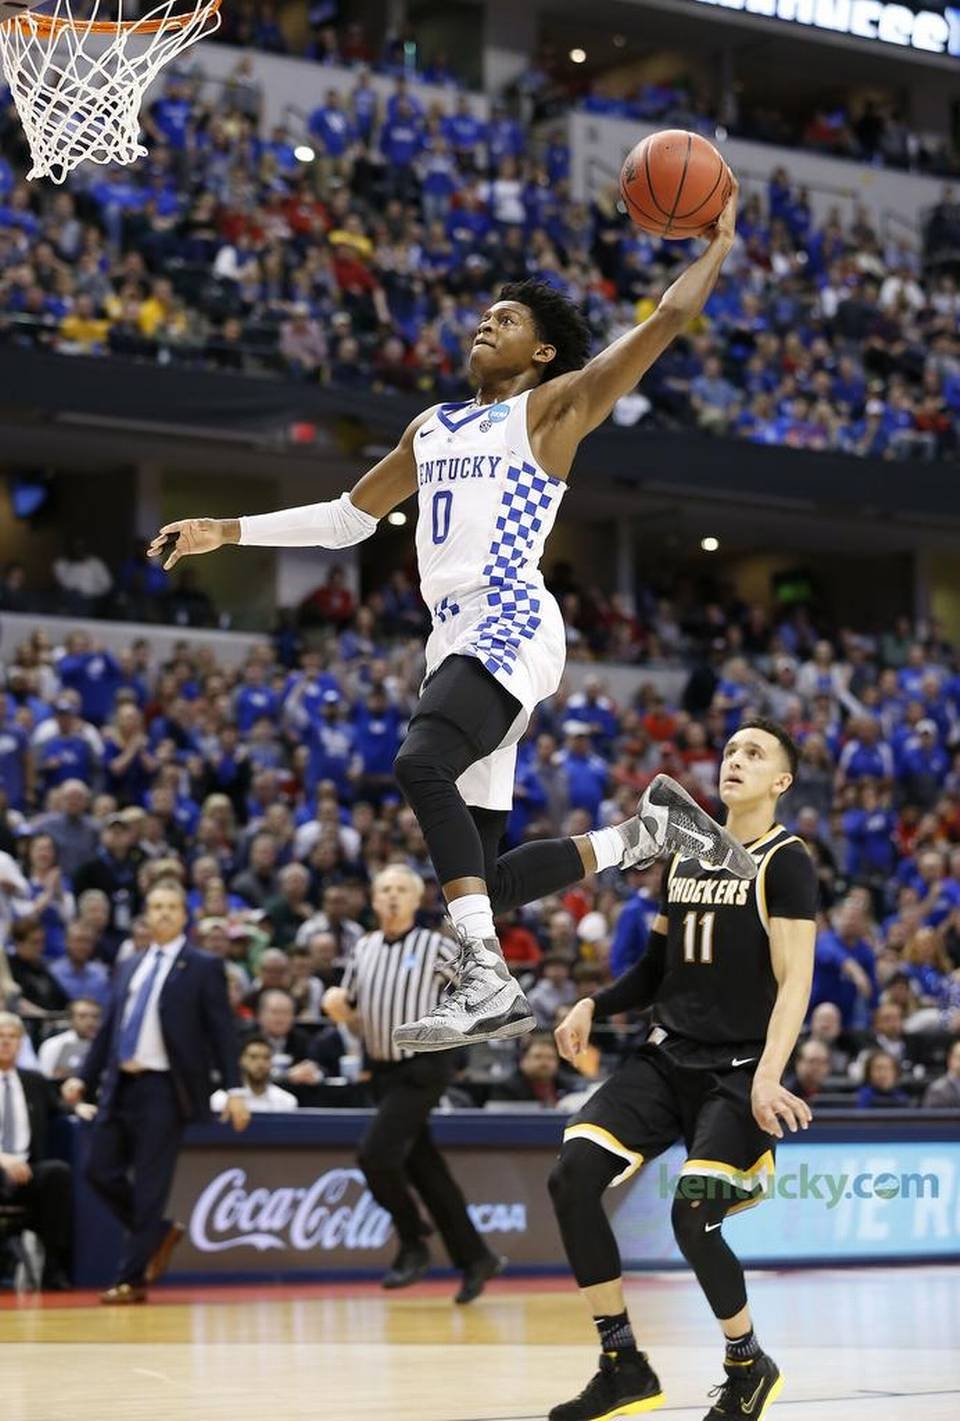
0;29;957;461
1;584;959;1117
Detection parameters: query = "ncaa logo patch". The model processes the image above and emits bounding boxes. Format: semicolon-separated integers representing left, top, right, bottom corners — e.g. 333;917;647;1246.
478;402;510;433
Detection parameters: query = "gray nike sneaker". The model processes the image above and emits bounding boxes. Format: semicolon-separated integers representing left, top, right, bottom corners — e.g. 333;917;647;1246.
637;773;757;879
392;934;535;1053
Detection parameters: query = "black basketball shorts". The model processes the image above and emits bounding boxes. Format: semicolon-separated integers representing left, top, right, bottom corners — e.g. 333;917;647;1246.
563;1039;776;1213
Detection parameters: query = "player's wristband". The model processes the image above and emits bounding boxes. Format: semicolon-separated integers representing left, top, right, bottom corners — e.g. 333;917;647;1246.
591;929;667;1020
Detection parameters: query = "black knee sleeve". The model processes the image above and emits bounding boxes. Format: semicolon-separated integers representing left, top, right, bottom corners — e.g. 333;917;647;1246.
393;717;487;884
671;1183;748;1320
548;1141;625;1290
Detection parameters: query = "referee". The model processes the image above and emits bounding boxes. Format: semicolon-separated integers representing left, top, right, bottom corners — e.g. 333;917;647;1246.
323;864;503;1304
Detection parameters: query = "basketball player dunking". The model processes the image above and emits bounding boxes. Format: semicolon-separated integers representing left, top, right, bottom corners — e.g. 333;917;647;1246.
548;717;818;1421
149;184;756;1053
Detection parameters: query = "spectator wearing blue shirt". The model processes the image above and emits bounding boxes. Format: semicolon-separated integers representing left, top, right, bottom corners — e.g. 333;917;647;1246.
442;95;485;167
690;354;740;433
385;78;424;126
897;720;949;809
712;658;755;737
352;688;404;805
148;82;194;152
308;89;356;161
57;643;123;726
283;656;343;733
896;645;933;701
810;897;878;1029
609;869;662;977
913;848;960;929
0;709;30;811
902;925;953;1002
234;662;281;734
555;722;608;827
305;692;359;800
564;677;620;755
50;921;111;1008
836;716;895;787
417;135;459;225
22;832;75;960
35;695;95;790
842;784;897;882
486;103;524;165
381;97;423;198
102;704;156;806
349;74;379;144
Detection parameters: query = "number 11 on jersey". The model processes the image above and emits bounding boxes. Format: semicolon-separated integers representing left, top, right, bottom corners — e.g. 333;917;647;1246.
683;910;715;964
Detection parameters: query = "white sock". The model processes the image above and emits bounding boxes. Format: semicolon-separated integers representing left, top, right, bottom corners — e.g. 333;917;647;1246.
587;825;627;872
448;892;496;942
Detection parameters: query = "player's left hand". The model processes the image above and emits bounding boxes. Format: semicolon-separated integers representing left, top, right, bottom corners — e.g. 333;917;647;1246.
706;173;739;249
751;1076;811;1139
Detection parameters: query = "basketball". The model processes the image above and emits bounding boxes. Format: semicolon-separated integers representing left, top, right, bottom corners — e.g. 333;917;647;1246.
620;129;732;240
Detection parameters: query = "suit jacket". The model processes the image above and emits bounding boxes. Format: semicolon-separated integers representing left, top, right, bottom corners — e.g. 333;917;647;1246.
82;945;241;1121
14;1069;62;1165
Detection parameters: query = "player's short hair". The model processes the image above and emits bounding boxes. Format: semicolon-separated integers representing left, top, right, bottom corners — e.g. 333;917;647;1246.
497;280;591;381
736;717;799;780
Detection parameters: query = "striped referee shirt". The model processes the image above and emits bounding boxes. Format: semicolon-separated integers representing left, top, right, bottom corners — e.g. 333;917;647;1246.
341;926;459;1062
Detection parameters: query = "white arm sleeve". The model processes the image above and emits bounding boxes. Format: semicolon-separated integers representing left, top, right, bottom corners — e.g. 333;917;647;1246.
238;491;379;549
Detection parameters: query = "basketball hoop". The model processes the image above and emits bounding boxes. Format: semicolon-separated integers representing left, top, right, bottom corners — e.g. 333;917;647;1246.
0;0;222;183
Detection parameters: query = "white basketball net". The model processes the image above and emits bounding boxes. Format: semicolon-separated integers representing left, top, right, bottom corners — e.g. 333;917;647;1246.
0;0;221;183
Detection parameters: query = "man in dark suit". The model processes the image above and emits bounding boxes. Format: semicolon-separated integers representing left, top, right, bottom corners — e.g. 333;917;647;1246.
0;1011;73;1289
62;878;250;1303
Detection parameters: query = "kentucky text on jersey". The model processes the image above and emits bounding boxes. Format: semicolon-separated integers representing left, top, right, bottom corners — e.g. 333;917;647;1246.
417;454;502;485
667;876;753;907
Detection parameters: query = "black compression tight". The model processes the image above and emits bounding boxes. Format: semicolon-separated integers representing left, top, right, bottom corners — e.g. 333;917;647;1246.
393;655;584;903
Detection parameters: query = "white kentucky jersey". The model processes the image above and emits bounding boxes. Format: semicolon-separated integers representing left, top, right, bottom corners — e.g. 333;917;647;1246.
413;389;567;722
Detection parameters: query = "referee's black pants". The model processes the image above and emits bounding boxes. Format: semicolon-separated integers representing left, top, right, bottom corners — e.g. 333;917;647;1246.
358;1057;489;1269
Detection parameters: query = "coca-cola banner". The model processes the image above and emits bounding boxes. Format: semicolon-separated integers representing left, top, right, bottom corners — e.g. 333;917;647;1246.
168;1147;566;1274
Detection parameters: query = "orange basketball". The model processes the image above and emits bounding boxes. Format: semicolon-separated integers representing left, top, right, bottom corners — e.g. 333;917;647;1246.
620;130;732;240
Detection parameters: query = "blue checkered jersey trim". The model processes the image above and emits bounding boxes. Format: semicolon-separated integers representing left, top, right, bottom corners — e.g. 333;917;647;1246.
471;461;562;678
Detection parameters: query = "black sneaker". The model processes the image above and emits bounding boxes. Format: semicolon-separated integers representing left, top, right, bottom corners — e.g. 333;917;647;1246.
638;774;757;879
704;1353;783;1419
549;1351;665;1421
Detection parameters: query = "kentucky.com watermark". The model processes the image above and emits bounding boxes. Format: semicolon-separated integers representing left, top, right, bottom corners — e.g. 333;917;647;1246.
659;1164;940;1211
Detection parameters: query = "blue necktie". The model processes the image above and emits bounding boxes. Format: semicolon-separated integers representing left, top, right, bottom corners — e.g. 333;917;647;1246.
117;949;164;1064
1;1073;14;1153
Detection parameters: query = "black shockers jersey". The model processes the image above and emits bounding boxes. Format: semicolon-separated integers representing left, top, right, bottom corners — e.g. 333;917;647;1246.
653;824;818;1052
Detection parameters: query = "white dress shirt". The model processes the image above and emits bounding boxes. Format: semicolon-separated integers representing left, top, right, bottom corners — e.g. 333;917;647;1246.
210;1082;298;1114
0;1068;30;1162
121;935;185;1071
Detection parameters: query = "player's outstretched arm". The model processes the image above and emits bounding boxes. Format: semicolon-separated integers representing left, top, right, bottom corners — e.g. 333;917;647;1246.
147;412;426;570
536;180;738;456
751;916;816;1138
556;917;669;1068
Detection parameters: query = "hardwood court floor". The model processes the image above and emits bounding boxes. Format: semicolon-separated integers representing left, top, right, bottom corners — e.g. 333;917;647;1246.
1;1267;958;1421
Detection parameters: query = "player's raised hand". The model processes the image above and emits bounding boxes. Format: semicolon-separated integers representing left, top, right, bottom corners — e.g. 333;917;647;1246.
751;1076;812;1139
555;998;595;1065
707;173;739;249
147;518;227;571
